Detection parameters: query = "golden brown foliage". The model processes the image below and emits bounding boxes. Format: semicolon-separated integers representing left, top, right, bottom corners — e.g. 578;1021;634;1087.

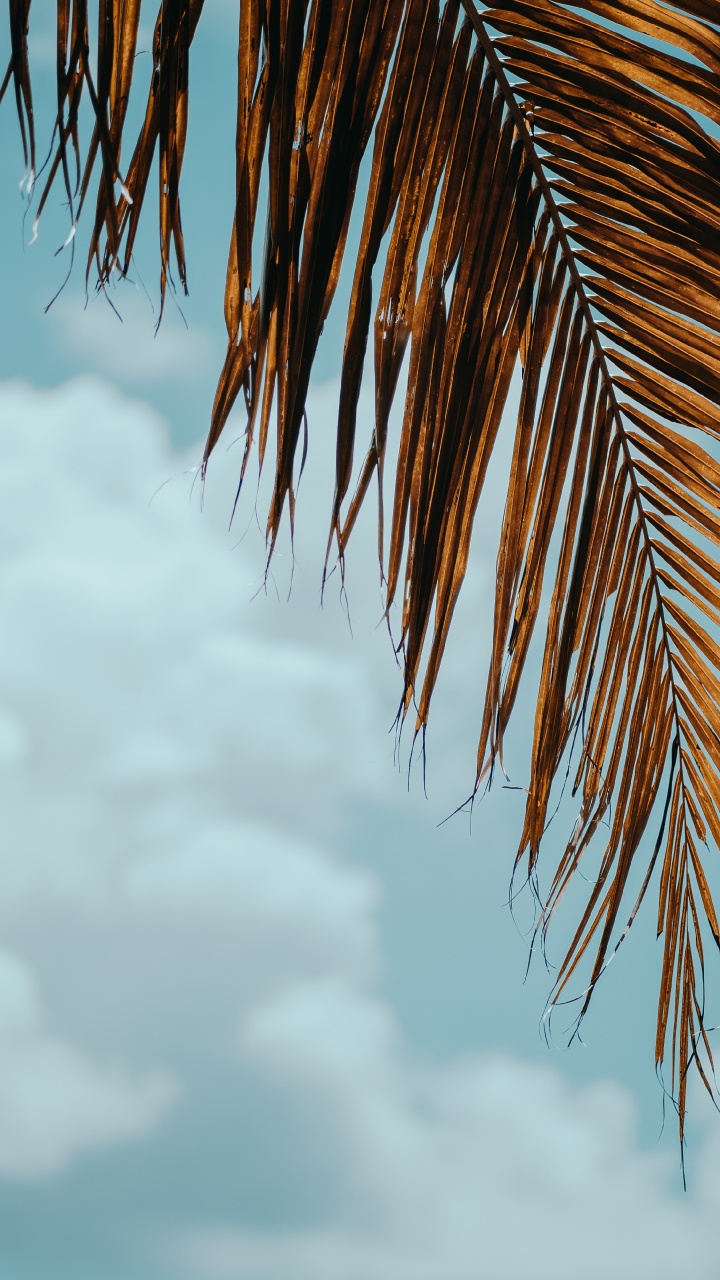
4;0;720;1146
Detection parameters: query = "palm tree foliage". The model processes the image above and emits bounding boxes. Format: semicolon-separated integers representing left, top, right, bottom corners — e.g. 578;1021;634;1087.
4;0;720;1144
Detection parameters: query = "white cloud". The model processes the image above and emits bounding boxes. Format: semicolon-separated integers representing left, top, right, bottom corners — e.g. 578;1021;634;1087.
0;372;393;1189
0;950;177;1178
0;376;390;915
124;819;379;979
176;976;718;1280
49;290;215;384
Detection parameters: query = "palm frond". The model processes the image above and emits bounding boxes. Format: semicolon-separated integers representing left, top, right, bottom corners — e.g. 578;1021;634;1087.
5;0;720;1144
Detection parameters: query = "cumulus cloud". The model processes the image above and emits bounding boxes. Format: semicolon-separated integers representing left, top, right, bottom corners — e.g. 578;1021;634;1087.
0;372;392;1195
0;950;177;1178
124;819;379;980
178;976;718;1280
0;371;718;1279
0;376;389;916
49;291;215;385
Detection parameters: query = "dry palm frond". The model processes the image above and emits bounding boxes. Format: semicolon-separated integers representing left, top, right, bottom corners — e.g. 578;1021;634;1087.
4;0;720;1147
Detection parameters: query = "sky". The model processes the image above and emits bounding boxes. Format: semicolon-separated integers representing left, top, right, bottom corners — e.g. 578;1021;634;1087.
0;7;719;1280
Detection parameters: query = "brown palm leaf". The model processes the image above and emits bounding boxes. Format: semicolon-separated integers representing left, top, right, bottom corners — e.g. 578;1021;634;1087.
4;0;720;1147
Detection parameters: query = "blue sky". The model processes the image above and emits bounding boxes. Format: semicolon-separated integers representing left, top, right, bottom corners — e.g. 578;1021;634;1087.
0;7;718;1279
